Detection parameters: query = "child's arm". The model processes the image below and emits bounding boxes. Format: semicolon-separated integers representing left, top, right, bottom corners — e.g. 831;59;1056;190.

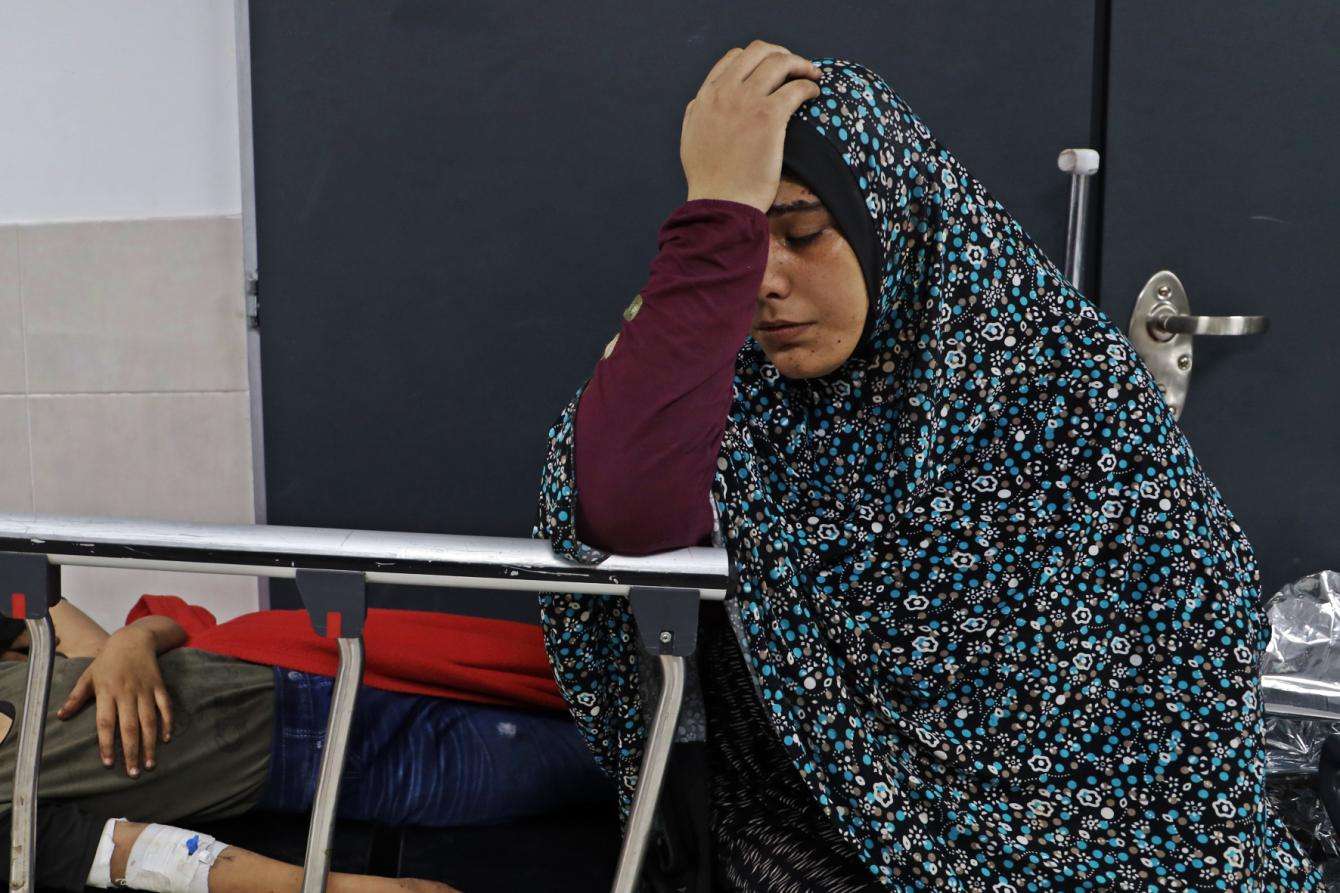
56;595;194;660
50;599;112;658
107;819;462;892
0;599;176;662
1;600;114;660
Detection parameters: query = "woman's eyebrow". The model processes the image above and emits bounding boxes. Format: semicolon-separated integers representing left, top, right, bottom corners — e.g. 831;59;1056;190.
767;199;825;217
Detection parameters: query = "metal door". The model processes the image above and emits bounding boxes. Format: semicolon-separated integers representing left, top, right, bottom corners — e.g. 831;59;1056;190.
1098;2;1339;595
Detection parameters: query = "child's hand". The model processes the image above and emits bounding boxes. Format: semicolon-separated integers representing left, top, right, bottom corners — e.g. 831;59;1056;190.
56;625;171;777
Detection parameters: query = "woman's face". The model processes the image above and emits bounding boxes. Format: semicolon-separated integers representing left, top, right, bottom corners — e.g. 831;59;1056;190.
752;175;869;379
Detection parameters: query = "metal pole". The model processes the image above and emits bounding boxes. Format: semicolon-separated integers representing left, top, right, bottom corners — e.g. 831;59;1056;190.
9;615;54;893
1064;174;1089;286
611;654;686;893
294;568;367;893
0;512;732;602
301;636;365;893
1057;148;1100;289
1;553;60;893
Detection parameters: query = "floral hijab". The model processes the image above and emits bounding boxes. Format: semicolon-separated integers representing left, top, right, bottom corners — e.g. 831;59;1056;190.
534;58;1318;890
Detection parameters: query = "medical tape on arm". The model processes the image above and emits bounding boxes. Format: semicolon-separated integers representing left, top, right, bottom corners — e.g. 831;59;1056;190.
85;817;125;888
86;821;229;892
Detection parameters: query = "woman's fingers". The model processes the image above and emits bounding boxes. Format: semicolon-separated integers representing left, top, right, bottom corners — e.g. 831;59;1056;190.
154;686;172;743
769;76;824;114
701;46;744;89
56;667;94;719
721;39;790;85
702;40;807;93
743;51;821;98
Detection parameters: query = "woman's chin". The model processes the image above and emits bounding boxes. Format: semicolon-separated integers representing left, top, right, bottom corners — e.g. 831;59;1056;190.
774;357;836;380
763;335;857;380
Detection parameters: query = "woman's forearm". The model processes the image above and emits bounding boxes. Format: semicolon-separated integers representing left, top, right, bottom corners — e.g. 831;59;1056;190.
574;198;768;555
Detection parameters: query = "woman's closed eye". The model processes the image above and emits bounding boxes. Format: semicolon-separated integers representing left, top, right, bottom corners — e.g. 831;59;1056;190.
786;228;827;248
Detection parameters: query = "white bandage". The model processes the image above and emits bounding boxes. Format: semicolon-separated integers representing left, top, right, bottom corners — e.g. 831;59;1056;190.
120;822;230;893
85;817;125;888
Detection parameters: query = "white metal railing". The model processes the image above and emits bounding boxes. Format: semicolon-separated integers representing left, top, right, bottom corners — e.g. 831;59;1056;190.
0;512;1332;889
0;512;729;893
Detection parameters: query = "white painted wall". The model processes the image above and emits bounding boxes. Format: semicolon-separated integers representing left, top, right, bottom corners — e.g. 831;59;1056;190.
0;2;257;631
0;1;242;224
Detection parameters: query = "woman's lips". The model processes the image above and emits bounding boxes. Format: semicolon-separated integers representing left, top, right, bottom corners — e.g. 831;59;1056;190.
758;322;813;343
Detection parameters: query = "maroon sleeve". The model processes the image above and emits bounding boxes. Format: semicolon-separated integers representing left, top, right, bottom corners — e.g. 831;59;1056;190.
573;198;769;555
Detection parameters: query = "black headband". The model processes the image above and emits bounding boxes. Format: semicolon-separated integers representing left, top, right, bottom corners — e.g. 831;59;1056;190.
780;122;882;355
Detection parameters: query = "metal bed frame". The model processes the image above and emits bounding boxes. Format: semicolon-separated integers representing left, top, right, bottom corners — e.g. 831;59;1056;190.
0;511;1332;892
0;512;728;893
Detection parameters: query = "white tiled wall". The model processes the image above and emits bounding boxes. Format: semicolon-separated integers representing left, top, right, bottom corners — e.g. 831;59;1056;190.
20;217;249;393
0;215;258;632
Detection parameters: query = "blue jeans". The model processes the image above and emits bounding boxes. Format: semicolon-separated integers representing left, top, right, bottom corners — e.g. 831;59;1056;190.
256;667;614;826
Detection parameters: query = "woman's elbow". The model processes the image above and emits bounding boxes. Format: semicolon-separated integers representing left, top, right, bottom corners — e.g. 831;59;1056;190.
575;488;714;555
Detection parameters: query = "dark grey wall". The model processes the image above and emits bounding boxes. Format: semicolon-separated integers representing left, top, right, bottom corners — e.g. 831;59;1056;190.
249;2;1098;618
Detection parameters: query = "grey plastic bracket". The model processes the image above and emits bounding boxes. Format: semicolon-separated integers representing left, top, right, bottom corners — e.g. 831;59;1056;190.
0;552;60;620
295;568;367;638
627;586;700;657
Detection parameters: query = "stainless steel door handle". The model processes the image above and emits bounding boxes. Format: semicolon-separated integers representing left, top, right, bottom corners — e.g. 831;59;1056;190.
1147;307;1270;339
1128;270;1270;419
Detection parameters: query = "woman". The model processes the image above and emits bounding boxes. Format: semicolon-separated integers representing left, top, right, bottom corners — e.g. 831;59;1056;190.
534;41;1321;891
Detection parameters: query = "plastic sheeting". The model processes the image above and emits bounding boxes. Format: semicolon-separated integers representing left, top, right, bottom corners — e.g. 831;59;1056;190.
1265;571;1340;681
1267;715;1340;777
1269;776;1340;890
1263;570;1340;884
1264;570;1340;773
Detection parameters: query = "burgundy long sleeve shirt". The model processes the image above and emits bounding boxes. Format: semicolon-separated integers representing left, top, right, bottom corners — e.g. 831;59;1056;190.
573;199;770;555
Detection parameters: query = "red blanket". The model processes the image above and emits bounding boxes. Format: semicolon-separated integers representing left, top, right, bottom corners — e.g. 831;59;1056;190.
126;595;565;712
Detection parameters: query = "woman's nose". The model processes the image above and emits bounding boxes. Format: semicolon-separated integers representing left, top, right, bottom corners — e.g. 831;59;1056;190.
758;248;793;302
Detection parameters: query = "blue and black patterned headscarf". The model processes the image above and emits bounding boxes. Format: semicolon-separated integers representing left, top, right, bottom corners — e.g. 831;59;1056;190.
534;58;1319;890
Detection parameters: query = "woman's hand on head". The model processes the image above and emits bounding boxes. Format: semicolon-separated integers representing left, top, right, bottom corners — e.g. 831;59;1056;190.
55;624;172;778
681;39;822;214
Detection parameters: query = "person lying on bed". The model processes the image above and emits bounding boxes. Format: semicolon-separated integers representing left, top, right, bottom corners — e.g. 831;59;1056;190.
0;596;612;892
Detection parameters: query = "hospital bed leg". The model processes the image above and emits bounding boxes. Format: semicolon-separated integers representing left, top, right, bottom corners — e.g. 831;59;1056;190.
294;568;367;893
0;552;60;893
613;586;701;893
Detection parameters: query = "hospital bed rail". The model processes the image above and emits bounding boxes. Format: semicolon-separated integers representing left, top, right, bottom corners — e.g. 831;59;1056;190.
0;511;728;893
